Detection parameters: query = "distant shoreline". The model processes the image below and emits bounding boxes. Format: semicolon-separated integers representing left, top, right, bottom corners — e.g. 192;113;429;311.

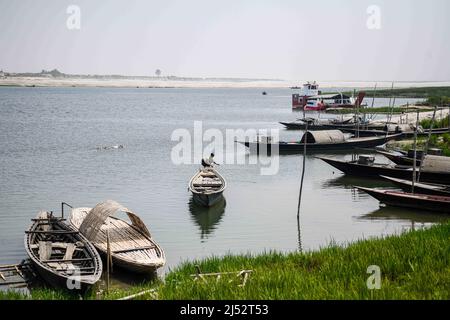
1;77;450;89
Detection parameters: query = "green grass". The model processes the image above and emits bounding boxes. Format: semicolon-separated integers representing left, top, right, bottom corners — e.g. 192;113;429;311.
392;133;450;157
157;222;450;299
326;106;434;114
421;115;449;129
2;222;449;300
329;86;450;98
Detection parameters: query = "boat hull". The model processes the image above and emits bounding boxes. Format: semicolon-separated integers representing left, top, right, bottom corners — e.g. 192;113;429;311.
279;122;387;131
192;191;224;207
29;260;94;292
381;176;450;196
319;157;450;185
356;187;450;213
242;134;401;153
24;215;102;292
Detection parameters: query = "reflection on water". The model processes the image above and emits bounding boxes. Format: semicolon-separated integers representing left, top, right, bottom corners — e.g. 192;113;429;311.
189;197;226;241
322;174;395;190
359;205;450;223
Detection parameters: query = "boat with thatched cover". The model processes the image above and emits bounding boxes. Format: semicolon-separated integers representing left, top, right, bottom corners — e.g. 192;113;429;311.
240;130;401;153
69;200;165;274
189;167;226;207
24;211;102;292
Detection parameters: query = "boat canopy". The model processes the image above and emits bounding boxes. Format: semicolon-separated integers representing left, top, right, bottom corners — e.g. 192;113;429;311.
300;130;346;143
79;200;151;241
308;93;350;100
421;155;450;173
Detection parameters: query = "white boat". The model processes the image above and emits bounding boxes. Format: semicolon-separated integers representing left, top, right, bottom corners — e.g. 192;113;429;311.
189;168;226;207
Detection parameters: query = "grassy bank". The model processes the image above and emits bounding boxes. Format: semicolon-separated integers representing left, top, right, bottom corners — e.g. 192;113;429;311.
389;133;450;157
334;86;450;98
326;106;434;114
2;222;449;300
421;115;449;129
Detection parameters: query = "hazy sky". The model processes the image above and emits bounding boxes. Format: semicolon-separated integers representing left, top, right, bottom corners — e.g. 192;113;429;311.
0;0;449;81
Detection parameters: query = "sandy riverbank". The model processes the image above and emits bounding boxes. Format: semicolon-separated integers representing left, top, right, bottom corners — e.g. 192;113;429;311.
1;77;450;89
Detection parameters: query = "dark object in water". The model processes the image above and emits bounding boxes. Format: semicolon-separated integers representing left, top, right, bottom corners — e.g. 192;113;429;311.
355;186;450;213
24;211;103;292
262;91;267;95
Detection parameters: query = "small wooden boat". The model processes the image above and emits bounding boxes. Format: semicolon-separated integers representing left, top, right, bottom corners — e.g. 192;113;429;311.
319;155;450;185
355;186;450;213
189;167;226;207
70;200;165;274
380;175;450;196
24;211;102;292
240;131;401;153
279;118;387;131
376;149;421;166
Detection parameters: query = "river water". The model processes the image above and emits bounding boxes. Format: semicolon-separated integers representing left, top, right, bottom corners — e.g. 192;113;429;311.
0;87;445;279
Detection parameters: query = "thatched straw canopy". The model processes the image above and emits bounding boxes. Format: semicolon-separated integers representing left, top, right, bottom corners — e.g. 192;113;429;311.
79;200;151;241
300;130;346;144
421;155;450;173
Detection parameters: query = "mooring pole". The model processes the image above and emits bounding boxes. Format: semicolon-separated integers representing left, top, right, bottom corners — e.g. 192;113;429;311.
411;111;420;193
418;106;437;182
297;122;308;219
296;122;307;252
106;228;111;293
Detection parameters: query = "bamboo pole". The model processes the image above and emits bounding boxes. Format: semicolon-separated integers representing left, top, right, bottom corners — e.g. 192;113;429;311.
296;122;307;252
297;122;308;219
411;111;420;193
417;106;437;182
106;228;110;293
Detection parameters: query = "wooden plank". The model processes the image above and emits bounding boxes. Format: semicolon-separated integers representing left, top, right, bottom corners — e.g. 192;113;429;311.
26;230;78;234
113;245;156;254
41;258;92;263
38;241;52;260
63;244;76;260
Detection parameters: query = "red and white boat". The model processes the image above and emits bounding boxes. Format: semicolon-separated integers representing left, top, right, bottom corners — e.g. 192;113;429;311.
292;82;365;111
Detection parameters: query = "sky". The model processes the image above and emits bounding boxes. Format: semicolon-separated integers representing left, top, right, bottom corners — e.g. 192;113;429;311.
0;0;449;81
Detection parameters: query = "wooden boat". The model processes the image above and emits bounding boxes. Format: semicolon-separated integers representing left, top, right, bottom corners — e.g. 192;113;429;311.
189;167;226;207
279;119;387;131
70;200;165;274
240;131;402;153
318;155;450;185
355;186;450;213
376;149;421;166
24;211;102;292
380;175;450;196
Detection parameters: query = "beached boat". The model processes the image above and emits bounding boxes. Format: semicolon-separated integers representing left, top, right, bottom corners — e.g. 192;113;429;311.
70;200;165;274
240;130;401;153
381;175;450;196
318;154;450;185
355;186;450;213
24;211;102;292
189;167;226;207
